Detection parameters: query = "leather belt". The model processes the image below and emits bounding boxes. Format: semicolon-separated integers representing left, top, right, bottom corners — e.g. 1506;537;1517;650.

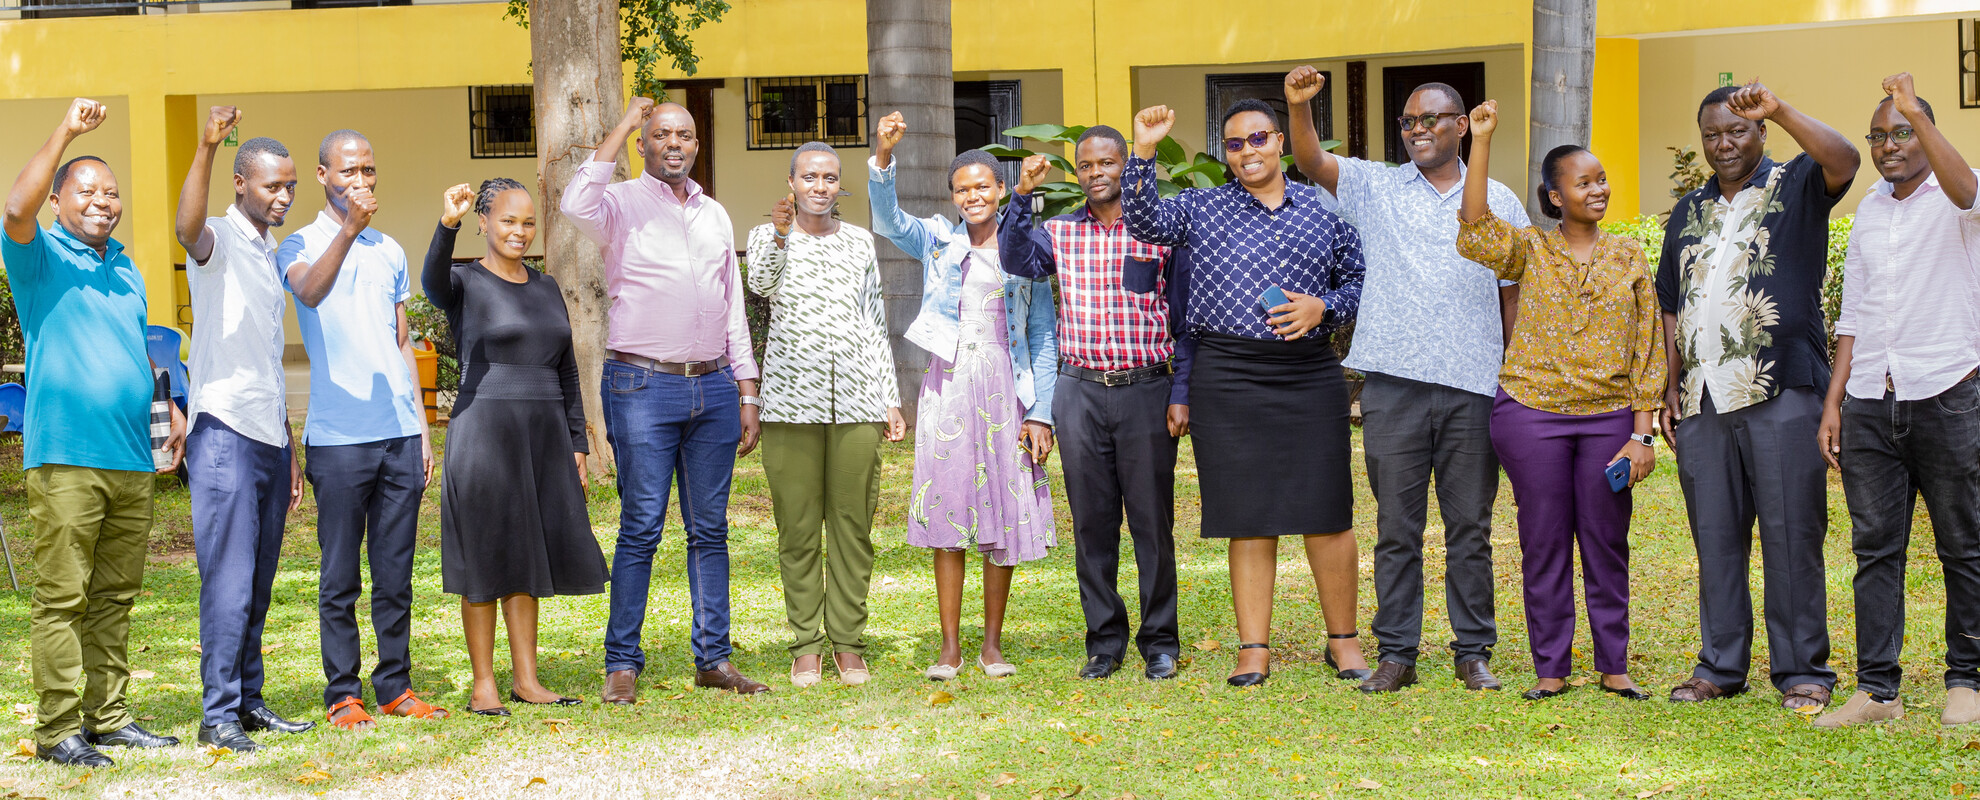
1887;368;1979;394
1059;361;1173;387
608;350;730;378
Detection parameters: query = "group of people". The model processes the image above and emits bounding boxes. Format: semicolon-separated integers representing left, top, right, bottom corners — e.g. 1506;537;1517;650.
3;61;1972;767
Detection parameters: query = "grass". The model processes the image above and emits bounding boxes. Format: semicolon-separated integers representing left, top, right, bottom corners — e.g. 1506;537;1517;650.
0;427;1972;800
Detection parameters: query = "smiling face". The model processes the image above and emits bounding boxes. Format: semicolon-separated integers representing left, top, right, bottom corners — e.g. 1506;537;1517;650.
1074;136;1127;206
1868;100;1928;188
1547;150;1611;225
1221;110;1284;190
788;151;841;218
235;153;297;231
950;163;1003;226
637;103;700;186
1697;103;1766;186
479;188;537;261
1400;88;1467;171
317;139;376;213
49;160;121;248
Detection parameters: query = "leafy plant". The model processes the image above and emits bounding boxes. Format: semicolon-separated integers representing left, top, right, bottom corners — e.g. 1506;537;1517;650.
983;123;1343;218
403;293;460;402
1666;145;1711;201
506;0;730;99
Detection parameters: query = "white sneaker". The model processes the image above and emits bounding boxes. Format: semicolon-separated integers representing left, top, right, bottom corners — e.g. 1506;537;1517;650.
1812;690;1903;728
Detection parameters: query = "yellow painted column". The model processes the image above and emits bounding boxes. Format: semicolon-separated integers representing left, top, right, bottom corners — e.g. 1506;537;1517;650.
1591;37;1641;220
123;93;197;333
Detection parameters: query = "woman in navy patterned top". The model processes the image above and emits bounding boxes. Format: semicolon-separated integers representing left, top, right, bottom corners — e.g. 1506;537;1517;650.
1123;100;1367;688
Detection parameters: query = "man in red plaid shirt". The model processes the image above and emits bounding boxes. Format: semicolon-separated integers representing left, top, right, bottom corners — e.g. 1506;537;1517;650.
1000;125;1187;681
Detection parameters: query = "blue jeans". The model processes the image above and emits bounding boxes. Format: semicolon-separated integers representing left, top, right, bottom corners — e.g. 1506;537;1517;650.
601;359;741;673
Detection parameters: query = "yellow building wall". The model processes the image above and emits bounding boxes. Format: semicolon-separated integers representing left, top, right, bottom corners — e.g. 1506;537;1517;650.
1601;0;1980;36
1592;38;1641;220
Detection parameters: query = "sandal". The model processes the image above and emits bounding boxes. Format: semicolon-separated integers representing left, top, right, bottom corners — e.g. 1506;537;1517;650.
325;696;375;731
1322;631;1371;682
1668;676;1744;703
379;689;451;720
1227;643;1270;688
1782;683;1833;711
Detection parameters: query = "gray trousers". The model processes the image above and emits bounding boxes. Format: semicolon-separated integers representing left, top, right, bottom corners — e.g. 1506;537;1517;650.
1361;372;1500;666
1673;387;1833;693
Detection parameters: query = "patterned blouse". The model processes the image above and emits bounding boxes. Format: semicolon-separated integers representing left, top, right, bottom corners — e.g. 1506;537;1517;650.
744;222;901;424
1457;212;1666;416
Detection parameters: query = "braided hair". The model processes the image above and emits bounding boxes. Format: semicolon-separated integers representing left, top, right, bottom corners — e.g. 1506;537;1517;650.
475;177;529;215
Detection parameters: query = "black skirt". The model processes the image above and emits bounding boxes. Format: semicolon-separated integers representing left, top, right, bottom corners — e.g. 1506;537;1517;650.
440;364;608;603
1190;332;1354;537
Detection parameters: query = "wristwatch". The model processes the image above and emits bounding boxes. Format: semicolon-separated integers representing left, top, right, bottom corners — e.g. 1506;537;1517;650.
739;395;763;408
1629;433;1655;448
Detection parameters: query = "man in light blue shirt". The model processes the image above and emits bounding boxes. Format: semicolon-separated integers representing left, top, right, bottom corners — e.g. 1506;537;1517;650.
1286;66;1528;695
278;129;442;729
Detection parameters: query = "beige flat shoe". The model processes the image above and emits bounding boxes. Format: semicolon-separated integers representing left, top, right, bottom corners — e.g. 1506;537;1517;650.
924;662;960;681
978;656;1016;679
1946;687;1980;726
1813;690;1902;728
834;654;871;686
790;659;822;689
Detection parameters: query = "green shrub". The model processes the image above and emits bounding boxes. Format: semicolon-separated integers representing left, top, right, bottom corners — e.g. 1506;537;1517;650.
404;293;459;399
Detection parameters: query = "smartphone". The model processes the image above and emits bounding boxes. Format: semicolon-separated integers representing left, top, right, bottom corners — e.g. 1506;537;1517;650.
1259;285;1291;313
1605;457;1632;493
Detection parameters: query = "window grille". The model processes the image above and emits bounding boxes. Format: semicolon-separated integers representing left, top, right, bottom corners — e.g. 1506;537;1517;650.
470;85;535;159
747;76;868;150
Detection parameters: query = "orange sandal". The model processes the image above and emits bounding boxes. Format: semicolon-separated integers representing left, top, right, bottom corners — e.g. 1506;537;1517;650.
326;696;376;731
379;689;450;720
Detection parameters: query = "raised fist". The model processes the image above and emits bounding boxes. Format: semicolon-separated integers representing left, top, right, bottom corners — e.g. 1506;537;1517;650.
1284;66;1327;105
621;96;656;131
876;111;907;152
204;106;241;147
440;183;474;229
62;98;108;138
771;193;795;237
1133;105;1177;147
1016;154;1051;195
345;183;378;231
1725;80;1780;122
1883;72;1922;116
1468;100;1499;139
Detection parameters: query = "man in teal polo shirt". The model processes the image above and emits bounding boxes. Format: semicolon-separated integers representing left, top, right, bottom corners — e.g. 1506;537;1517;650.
2;98;186;768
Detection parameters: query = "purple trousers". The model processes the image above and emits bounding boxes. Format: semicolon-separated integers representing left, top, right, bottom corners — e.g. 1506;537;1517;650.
1489;390;1634;678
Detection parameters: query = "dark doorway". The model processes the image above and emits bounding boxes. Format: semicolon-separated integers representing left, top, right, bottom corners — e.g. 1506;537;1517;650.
955;80;1023;184
669;79;725;198
1204;72;1328;184
1381;62;1485;165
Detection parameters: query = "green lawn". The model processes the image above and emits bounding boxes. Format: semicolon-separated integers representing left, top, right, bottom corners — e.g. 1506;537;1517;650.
0;427;1971;799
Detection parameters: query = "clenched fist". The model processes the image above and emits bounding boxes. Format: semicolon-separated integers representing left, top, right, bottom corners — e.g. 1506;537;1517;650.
1883;72;1923;117
620;96;656;131
61;98;108;139
1132;105;1176;160
1725;80;1781;122
204;106;242;147
1468;100;1499;140
770;193;795;238
440;183;474;229
1284;66;1327;105
1016;154;1051;195
344;183;378;232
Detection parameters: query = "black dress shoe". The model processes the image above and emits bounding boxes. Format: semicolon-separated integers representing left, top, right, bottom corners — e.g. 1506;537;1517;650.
1145;653;1179;680
1522;684;1572;701
1357;661;1419;694
469;705;512;717
197;722;261;753
1226;643;1271;688
510;690;583;706
1601;683;1653;701
1078;654;1121;680
86;722;180;748
241;706;316;734
37;735;114;767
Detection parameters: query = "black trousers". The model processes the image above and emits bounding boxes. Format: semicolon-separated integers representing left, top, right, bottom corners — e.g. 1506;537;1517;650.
305;435;424;708
1054;371;1181;661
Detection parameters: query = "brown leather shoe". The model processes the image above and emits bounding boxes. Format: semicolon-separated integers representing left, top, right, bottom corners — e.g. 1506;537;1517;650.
1357;661;1418;694
1781;682;1832;711
1455;658;1501;691
696;662;771;695
602;669;639;705
1668;676;1744;702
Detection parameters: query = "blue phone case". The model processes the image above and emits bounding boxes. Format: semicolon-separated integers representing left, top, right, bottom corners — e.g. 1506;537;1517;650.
1605;457;1632;493
1259;285;1291;312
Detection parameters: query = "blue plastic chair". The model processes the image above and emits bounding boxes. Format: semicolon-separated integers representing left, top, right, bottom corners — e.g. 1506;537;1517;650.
0;382;21;434
145;325;188;410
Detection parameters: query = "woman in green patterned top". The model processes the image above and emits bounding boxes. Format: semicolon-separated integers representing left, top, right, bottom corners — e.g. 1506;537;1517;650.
746;142;906;689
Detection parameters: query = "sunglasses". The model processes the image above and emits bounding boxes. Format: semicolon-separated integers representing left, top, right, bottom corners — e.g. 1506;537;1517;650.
1223;130;1279;153
1864;128;1916;146
1397;112;1463;132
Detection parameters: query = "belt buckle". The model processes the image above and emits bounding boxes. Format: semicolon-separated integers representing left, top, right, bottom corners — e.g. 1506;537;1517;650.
683;361;709;378
1102;369;1129;387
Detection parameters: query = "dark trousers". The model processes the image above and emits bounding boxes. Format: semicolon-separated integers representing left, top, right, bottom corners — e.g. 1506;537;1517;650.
188;415;290;726
601;360;741;673
1360;372;1500;666
1489;393;1634;678
1674;387;1832;693
1055;371;1181;661
1840;378;1980;700
305;435;423;707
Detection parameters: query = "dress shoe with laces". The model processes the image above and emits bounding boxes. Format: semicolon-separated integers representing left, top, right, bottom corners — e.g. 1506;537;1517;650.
241;706;315;734
1145;653;1179;680
1079;654;1121;680
696;662;771;695
602;669;639;705
86;722;179;748
1455;658;1502;691
198;722;260;753
1357;661;1418;694
36;735;113;767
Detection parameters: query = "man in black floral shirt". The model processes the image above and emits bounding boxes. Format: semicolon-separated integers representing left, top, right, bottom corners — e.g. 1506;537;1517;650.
1654;80;1858;710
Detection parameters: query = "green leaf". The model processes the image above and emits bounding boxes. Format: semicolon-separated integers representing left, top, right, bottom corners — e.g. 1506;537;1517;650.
1156;137;1188;168
1316;139;1344;152
1002;123;1077;143
1155;178;1183;199
1042;154;1076;175
979;144;1035;159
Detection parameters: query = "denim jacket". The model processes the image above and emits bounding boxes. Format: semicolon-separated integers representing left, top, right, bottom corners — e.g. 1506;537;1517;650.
867;156;1058;425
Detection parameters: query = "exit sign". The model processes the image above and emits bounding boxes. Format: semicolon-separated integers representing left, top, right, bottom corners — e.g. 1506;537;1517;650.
223;130;239;147
1718;72;1735;87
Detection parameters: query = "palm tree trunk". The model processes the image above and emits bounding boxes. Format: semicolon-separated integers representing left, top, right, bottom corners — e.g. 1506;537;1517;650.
529;0;622;473
867;0;953;420
1528;0;1596;227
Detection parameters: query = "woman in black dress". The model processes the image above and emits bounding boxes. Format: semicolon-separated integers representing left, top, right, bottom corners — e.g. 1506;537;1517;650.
423;179;607;716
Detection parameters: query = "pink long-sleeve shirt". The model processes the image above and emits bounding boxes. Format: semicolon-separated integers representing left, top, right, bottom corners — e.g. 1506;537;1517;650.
561;159;758;381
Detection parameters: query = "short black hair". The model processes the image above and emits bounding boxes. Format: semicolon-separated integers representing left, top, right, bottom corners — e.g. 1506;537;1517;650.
1074;125;1128;160
1697;86;1746;123
51;155;108;193
789;141;840;176
1410;82;1465;112
1219;99;1278;135
475;177;530;216
318;129;371;166
948;149;1003;190
1537;144;1590;221
233;137;291;180
1876;94;1937;124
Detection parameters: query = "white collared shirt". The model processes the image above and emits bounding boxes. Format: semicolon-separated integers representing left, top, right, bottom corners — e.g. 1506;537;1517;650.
1835;170;1980;401
277;209;423;446
187;204;289;447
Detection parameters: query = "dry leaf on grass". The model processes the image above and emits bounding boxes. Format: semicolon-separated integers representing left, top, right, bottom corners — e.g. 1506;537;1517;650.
1070;732;1101;745
1058;785;1083;798
1354;779;1382;790
990;772;1019;787
1193;638;1221;652
0;778;16;789
1635;783;1676;799
292;769;332;785
1567;676;1590;687
56;774;87;790
929;691;955;706
129;670;155;680
525;777;547;788
12;739;34;758
1951;784;1967;797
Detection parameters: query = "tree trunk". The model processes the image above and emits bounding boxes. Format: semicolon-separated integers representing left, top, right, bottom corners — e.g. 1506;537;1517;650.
867;0;953;421
530;0;622;476
1528;0;1596;227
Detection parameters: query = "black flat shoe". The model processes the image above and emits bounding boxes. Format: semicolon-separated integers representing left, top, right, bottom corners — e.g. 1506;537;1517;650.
1078;654;1121;680
1601;683;1652;701
86;722;180;748
37;735;113;767
197;722;260;753
509;690;582;707
1522;685;1572;701
1144;653;1179;681
241;706;316;734
469;705;512;717
1322;631;1371;681
1227;643;1271;688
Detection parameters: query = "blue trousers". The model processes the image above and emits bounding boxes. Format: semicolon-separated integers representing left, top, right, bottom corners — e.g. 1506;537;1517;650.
304;435;422;707
188;415;290;726
601;360;741;673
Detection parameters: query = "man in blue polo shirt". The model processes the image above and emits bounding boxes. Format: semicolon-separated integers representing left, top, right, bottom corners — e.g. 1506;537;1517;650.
279;129;442;729
2;98;184;767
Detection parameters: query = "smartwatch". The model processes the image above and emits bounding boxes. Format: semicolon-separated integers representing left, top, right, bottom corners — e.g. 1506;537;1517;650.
1628;433;1655;448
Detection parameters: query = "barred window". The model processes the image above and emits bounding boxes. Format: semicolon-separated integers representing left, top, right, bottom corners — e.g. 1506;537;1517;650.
747;76;867;150
1963;19;1980;108
469;85;535;159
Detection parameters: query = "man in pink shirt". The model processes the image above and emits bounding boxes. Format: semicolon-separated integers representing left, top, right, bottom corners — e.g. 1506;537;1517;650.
564;97;768;700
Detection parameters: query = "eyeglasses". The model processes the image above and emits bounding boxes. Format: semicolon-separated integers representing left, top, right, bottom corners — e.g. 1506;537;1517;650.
1397;113;1462;132
1865;128;1916;146
1223;130;1279;153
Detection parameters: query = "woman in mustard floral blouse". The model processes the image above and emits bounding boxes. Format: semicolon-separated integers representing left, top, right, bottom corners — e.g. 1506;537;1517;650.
1455;101;1666;703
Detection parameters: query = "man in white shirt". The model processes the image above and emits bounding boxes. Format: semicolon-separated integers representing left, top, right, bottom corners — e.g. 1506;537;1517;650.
175;107;312;752
1815;73;1980;728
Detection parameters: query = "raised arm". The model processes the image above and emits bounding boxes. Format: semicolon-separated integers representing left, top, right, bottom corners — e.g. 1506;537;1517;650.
177;106;241;264
1453;100;1527;282
1284;66;1340;195
866;111;935;260
1123;106;1192;248
421;184;472;312
997;154;1060;280
1885;72;1975;209
562;97;652;242
1725;79;1860;196
744;196;795;298
6;98;106;246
